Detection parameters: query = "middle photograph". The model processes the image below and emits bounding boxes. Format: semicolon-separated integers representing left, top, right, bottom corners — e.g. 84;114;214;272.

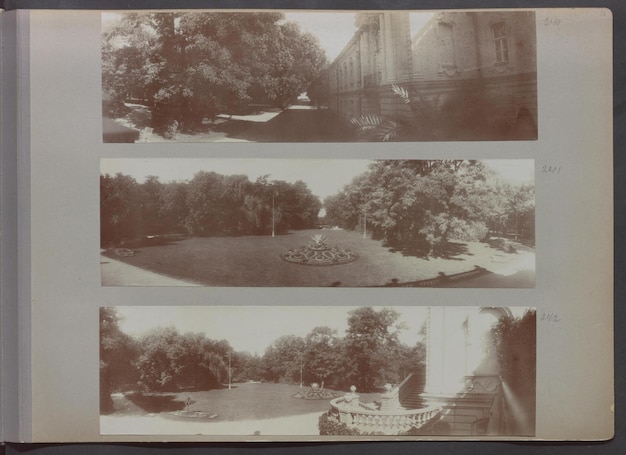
100;158;535;288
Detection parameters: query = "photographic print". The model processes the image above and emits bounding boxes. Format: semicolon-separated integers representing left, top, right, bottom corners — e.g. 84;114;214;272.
101;10;537;143
100;159;535;288
100;305;536;437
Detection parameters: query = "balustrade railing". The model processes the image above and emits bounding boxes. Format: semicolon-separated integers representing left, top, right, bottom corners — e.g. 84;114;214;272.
329;396;441;435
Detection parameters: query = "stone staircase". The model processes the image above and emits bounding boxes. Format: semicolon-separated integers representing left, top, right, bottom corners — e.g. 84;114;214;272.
398;371;426;410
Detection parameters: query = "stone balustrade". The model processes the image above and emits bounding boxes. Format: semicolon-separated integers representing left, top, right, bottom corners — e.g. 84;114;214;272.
329;395;441;435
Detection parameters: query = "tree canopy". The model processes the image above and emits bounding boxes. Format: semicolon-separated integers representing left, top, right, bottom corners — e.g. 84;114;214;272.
103;12;328;137
100;308;139;412
323;160;534;256
100;171;322;247
99;307;427;399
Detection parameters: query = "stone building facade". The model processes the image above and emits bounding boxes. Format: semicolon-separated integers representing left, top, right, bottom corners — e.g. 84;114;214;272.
420;307;535;436
328;306;536;436
328;11;537;140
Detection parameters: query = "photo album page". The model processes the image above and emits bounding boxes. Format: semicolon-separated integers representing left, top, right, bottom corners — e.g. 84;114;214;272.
12;8;613;442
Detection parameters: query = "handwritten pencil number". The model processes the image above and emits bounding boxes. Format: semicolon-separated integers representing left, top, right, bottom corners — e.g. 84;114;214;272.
541;312;561;324
544;17;561;26
542;165;561;174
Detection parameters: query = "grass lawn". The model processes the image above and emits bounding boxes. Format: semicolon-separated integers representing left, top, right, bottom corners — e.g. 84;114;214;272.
102;229;535;287
117;382;381;422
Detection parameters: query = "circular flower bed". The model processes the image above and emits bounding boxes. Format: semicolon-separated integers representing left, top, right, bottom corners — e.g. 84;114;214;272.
280;245;359;266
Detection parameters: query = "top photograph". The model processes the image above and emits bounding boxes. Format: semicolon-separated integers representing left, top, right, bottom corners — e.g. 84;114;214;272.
101;10;537;143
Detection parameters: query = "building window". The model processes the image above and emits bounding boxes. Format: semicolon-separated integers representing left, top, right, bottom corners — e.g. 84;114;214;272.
349;59;354;88
492;22;509;64
438;22;455;68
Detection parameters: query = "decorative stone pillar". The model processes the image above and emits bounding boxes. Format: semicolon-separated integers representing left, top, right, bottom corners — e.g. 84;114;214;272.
421;307;509;435
343;385;360;407
379;383;401;411
338;385;361;424
378;12;412;84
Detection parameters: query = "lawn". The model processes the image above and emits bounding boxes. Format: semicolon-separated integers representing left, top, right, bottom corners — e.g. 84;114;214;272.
110;104;355;143
101;229;535;287
116;382;382;422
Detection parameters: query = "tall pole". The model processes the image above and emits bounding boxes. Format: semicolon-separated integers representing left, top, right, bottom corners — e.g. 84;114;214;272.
272;192;276;237
363;207;367;239
300;356;303;388
228;350;232;390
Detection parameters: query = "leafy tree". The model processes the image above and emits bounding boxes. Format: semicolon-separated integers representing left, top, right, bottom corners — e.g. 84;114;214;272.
323;160;533;257
262;335;306;384
271;179;322;232
232;352;264;382
183;171;249;236
303;326;344;387
306;68;330;107
141;176;164;235
504;183;535;240
102;13;160;114
180;333;230;390
100;171;322;245
253;21;328;108
159;181;190;234
344;307;404;391
323;172;371;231
102;12;328;137
100;307;138;412
100;173;144;247
491;310;536;399
135;327;191;391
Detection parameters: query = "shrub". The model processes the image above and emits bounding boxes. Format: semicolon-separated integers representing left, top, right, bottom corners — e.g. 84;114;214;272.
318;412;363;436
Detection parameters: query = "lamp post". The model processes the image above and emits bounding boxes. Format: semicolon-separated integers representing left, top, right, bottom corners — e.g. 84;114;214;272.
363;207;367;239
271;191;277;237
228;350;232;390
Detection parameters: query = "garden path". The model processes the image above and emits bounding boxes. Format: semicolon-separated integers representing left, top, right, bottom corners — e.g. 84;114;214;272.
100;254;200;286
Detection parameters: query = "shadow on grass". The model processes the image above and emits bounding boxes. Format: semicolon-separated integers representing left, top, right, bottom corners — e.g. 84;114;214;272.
102;231;301;254
380;266;491;288
125;392;185;413
125;104;152;130
386;241;472;260
214;109;355;142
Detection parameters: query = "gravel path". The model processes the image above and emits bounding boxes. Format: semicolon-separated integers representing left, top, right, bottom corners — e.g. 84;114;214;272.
100;410;322;436
100;254;200;286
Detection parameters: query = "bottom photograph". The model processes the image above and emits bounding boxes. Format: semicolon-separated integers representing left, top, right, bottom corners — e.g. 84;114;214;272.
100;305;536;437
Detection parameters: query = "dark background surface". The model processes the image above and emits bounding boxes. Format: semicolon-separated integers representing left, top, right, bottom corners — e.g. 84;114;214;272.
1;0;623;454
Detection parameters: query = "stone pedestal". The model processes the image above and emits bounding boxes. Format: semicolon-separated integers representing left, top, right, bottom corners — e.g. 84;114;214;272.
379;383;402;411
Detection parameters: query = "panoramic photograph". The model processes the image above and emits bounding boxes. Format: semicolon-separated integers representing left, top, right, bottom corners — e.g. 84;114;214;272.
100;159;535;288
102;10;537;143
100;305;536;436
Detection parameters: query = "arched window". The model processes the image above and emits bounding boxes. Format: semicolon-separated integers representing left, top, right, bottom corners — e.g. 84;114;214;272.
492;22;509;64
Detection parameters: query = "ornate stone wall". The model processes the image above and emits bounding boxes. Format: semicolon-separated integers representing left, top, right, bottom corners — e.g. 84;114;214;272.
327;11;537;139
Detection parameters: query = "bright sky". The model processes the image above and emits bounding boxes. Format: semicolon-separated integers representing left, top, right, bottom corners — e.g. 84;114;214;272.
112;305;531;355
101;158;373;201
102;11;435;63
100;159;534;202
284;12;435;61
113;306;429;355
